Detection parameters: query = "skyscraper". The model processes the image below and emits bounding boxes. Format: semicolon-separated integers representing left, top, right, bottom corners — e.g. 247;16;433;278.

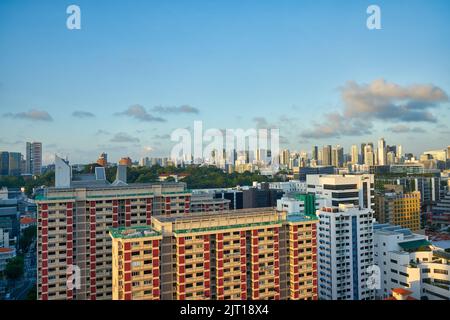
322;145;332;166
331;147;338;167
364;144;374;166
386;151;396;165
26;142;42;175
312;146;318;161
336;145;344;167
378;138;387;166
360;143;366;164
351;145;359;164
0;152;9;176
280;149;290;166
8;152;22;176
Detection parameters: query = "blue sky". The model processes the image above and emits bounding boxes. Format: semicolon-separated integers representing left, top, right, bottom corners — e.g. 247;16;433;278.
0;0;449;164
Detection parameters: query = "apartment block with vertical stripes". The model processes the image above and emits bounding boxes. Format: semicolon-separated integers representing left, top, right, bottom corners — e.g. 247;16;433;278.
109;208;318;300
35;182;191;300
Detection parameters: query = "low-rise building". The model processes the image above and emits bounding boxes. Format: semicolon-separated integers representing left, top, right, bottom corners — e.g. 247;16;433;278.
374;223;450;300
0;247;16;272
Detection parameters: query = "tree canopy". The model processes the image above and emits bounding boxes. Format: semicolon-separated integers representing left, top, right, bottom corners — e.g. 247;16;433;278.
1;164;286;195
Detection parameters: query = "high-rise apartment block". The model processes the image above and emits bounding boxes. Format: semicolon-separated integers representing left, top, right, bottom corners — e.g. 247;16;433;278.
378;138;387;166
364;144;375;166
322;145;332;166
317;204;375;300
351;145;359;165
26;141;42;175
110;226;162;300
110;208;318;300
36;167;191;300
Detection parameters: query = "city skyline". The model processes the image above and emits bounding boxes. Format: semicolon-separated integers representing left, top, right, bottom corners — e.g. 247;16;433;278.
1;0;450;164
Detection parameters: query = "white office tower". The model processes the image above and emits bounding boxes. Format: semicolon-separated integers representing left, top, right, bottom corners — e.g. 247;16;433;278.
55;155;71;188
373;224;450;300
306;174;374;211
317;204;375;300
377;138;387;166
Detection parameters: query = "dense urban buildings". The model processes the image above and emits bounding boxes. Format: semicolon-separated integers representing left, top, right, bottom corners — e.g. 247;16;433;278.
3;138;449;301
0;142;42;177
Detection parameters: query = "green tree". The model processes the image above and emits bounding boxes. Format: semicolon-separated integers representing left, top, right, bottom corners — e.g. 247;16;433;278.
19;226;37;251
4;255;24;280
26;285;37;300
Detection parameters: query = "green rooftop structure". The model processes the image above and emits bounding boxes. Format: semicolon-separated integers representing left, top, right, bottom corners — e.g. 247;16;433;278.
109;226;161;239
398;239;432;251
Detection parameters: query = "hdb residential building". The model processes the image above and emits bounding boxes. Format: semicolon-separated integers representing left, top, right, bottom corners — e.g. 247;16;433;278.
36;156;191;300
110;208;318;300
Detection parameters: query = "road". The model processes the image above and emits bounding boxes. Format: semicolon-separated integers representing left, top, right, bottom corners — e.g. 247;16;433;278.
9;239;37;300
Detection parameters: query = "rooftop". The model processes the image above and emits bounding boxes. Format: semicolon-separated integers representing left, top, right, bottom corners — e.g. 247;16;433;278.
154;207;277;223
398;239;432;251
172;219;283;235
39;181;187;193
20;217;37;224
287;213;318;223
392;288;413;295
109;226;161;239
